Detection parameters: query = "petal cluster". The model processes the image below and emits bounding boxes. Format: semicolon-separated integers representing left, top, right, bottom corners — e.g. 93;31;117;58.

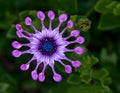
12;10;85;82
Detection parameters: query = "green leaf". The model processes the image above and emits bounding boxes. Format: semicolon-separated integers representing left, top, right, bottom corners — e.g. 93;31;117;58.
68;84;112;93
95;0;113;14
70;15;78;22
93;68;109;80
55;0;78;14
0;33;7;53
77;54;98;72
48;82;71;93
106;1;118;11
6;25;17;39
98;14;120;30
80;69;92;84
67;73;81;85
113;3;120;15
91;55;99;66
19;10;37;21
22;80;37;90
55;62;65;73
69;54;98;84
0;83;9;93
100;48;118;65
104;77;112;85
0;67;18;93
80;55;92;69
58;10;65;15
0;67;16;85
0;12;16;30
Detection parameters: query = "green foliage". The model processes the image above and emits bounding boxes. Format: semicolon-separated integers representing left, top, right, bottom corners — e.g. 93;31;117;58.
95;0;114;14
48;0;78;14
0;67;18;93
0;83;9;93
67;73;82;85
113;3;120;15
93;68;109;80
6;25;17;39
0;12;16;30
80;69;92;84
49;54;112;93
68;84;112;93
94;0;120;30
0;33;7;53
98;14;120;30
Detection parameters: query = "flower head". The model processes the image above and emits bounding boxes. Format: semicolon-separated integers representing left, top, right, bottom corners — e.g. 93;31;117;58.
12;10;85;82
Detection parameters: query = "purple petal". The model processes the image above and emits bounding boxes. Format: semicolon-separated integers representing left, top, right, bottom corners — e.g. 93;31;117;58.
25;17;32;25
15;24;22;31
72;61;81;68
71;30;80;37
53;73;62;82
59;14;67;22
12;50;21;57
65;65;72;74
20;64;29;71
76;36;85;44
12;41;22;49
37;11;45;21
74;47;84;55
16;31;23;38
31;71;38;80
67;20;73;28
48;10;55;20
38;73;45;82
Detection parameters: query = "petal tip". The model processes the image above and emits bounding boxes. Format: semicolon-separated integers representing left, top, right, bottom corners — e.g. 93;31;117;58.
38;73;45;82
12;41;21;49
12;50;21;57
74;47;84;55
59;14;68;22
71;30;80;37
72;61;81;68
65;65;72;74
76;36;85;44
15;24;22;31
67;20;73;28
53;74;62;82
25;17;32;25
37;11;45;21
31;71;38;80
48;10;55;20
20;64;29;71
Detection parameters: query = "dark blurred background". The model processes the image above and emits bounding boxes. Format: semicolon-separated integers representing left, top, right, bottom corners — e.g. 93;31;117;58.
0;0;120;93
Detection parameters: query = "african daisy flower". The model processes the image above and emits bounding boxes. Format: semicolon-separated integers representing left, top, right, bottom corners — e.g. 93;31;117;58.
12;10;85;82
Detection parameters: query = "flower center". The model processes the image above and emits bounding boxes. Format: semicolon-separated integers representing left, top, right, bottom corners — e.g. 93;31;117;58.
39;38;57;56
42;40;53;53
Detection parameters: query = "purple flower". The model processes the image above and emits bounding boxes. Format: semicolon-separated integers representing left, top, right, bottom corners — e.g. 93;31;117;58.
12;10;85;82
